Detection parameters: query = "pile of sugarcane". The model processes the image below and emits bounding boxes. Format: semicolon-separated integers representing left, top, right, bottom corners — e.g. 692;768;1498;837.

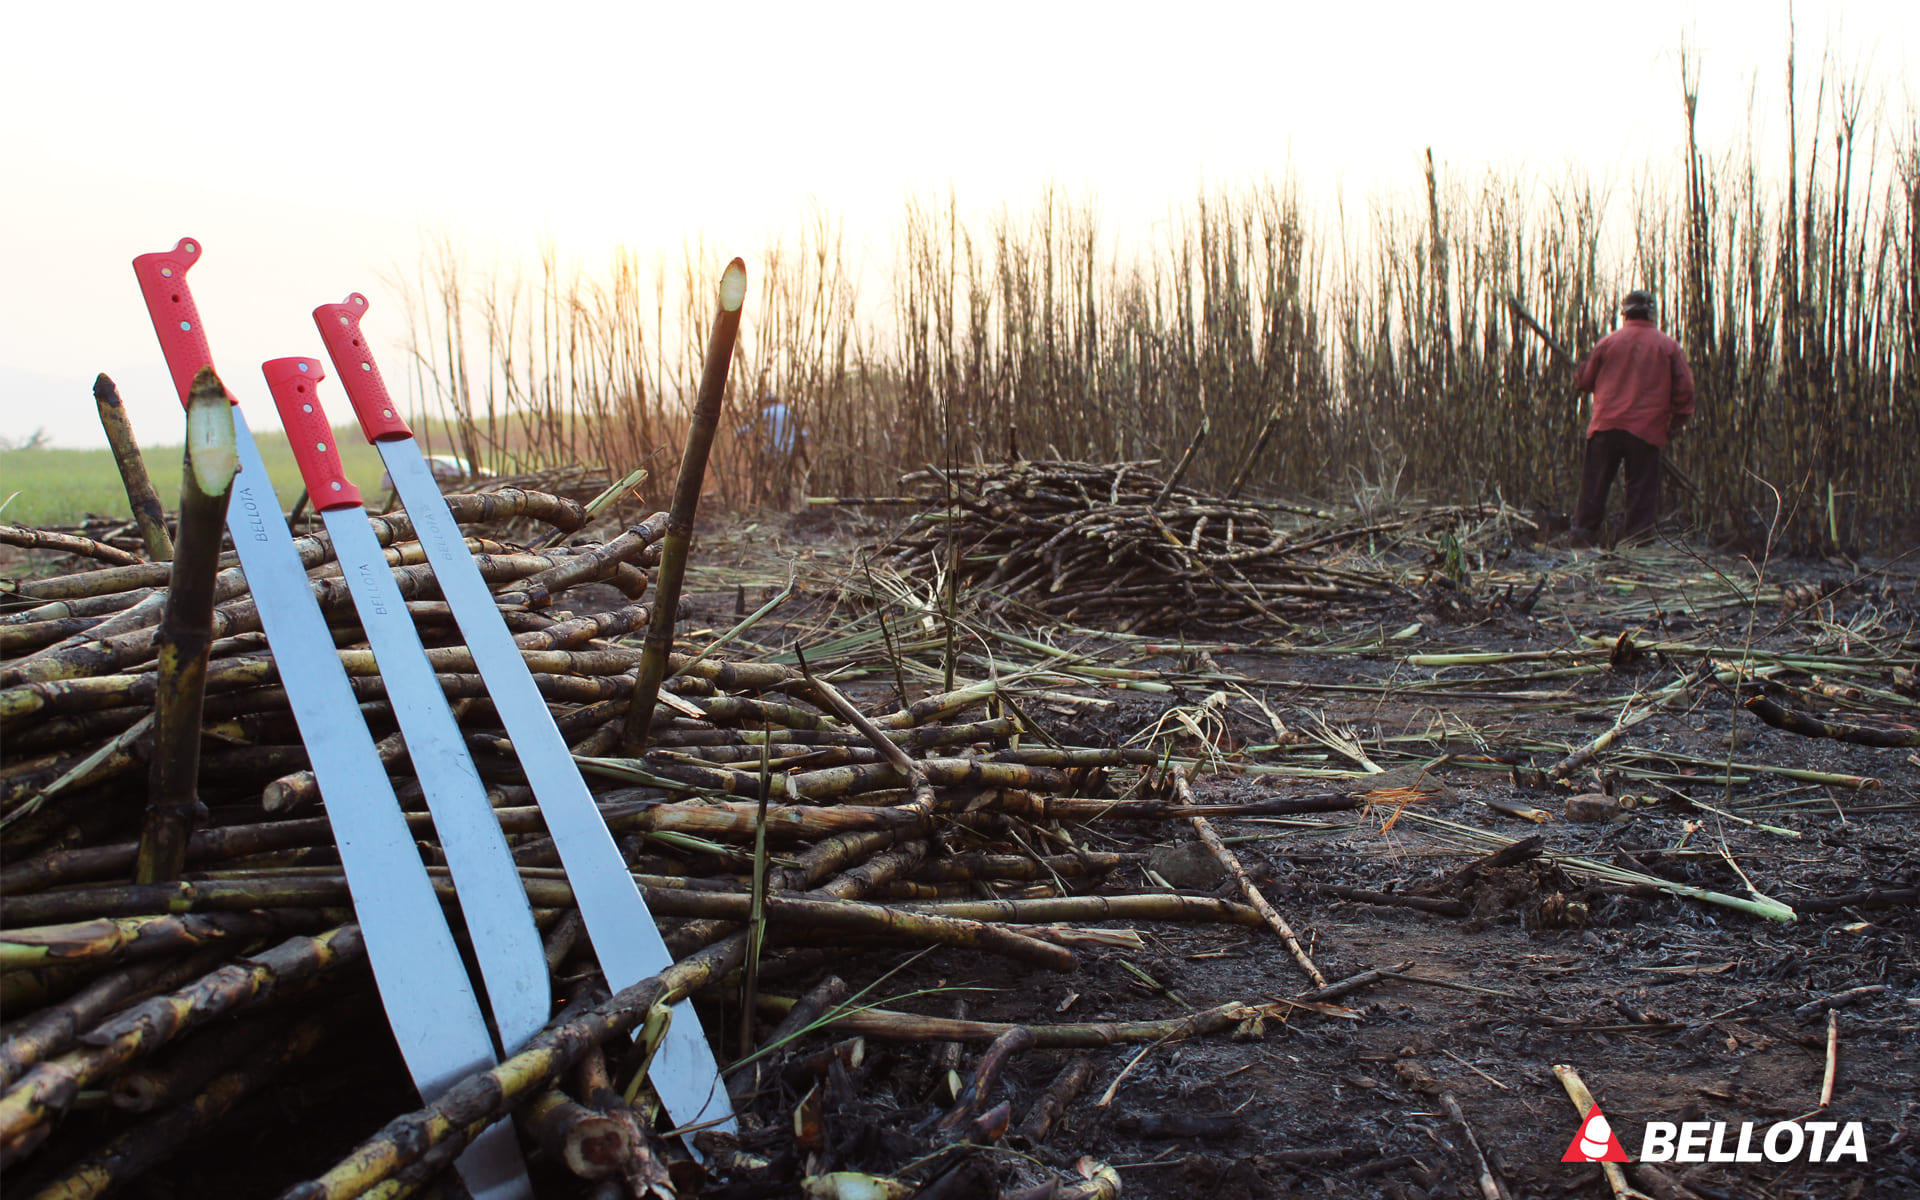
0;488;1377;1198
2;489;658;834
882;460;1403;630
457;465;652;543
0;519;153;568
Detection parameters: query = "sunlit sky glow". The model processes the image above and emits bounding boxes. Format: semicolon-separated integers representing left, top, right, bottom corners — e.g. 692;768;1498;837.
2;0;1912;449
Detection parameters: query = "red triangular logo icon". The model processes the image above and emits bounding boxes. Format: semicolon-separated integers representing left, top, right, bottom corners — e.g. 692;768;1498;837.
1562;1107;1631;1162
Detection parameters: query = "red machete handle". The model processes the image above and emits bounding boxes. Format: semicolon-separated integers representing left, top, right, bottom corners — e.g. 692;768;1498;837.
313;293;412;442
132;238;228;407
263;357;363;511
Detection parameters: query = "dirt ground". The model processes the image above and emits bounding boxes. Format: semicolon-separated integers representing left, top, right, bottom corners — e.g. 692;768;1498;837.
663;509;1920;1200
20;506;1913;1200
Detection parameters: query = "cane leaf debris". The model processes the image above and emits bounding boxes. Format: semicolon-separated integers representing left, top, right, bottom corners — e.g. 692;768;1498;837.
1;459;1916;1198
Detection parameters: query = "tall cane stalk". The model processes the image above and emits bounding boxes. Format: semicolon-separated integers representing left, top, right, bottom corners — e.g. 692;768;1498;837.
135;371;237;884
622;259;748;751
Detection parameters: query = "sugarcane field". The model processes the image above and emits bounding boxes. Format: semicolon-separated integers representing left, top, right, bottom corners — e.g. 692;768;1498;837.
5;17;1920;1200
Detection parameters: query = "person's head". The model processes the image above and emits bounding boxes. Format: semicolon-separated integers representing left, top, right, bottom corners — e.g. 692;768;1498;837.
760;390;780;409
1621;290;1657;320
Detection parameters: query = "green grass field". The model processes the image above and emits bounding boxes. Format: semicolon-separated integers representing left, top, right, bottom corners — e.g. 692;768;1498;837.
0;428;391;527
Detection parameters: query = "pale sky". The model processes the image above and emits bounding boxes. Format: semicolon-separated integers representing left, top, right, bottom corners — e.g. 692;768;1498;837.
1;0;1912;450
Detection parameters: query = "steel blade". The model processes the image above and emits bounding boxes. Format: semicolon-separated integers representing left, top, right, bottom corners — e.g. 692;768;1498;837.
230;412;533;1199
321;508;550;1052
135;244;531;1198
380;441;735;1136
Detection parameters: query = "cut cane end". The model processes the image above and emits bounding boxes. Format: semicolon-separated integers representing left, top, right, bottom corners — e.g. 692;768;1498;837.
719;259;748;312
185;387;240;495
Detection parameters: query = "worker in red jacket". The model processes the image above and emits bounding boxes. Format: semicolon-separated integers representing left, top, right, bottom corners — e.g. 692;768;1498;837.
1570;290;1696;545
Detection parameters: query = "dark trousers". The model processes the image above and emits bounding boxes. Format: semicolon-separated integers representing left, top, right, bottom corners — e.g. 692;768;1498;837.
1574;429;1661;541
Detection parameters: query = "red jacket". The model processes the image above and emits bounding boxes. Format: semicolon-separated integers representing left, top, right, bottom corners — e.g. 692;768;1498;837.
1574;319;1696;448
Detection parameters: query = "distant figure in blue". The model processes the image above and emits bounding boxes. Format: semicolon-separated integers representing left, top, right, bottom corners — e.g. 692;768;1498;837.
743;391;806;508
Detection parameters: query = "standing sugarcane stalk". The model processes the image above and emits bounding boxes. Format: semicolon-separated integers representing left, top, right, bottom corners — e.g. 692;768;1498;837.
1224;406;1280;499
1150;415;1208;510
136;370;238;884
622;259;748;753
92;374;174;563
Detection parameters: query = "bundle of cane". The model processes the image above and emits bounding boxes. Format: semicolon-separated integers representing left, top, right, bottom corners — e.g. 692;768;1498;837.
884;459;1403;630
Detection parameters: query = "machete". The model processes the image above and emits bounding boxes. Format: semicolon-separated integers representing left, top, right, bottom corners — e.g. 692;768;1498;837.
1504;293;1700;500
132;240;533;1200
312;293;735;1138
263;356;551;1057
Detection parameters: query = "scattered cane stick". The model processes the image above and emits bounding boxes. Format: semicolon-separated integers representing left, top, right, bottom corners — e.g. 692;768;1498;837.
1551;698;1658;783
1171;767;1326;987
1743;694;1920;747
797;660;935;814
1792;983;1890;1023
0;524;144;568
575;1012;673;1196
728;974;850;1102
522;1089;633;1181
1548;667;1704;779
1095;1033;1174;1108
24;1014;329;1196
1551;1064;1655;1200
937;1025;1035;1137
1821;1009;1840;1109
1440;1092;1511;1200
738;726;773;1069
0;947;229;1089
1016;1054;1095;1143
1440;1048;1512;1092
1293;963;1415;1004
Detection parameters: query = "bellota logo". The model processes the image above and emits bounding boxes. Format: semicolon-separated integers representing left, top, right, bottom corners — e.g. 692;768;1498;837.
1639;1121;1868;1164
1563;1108;1631;1163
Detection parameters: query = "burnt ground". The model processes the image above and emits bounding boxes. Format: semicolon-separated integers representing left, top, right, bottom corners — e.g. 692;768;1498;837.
662;509;1920;1200
10;505;1913;1200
